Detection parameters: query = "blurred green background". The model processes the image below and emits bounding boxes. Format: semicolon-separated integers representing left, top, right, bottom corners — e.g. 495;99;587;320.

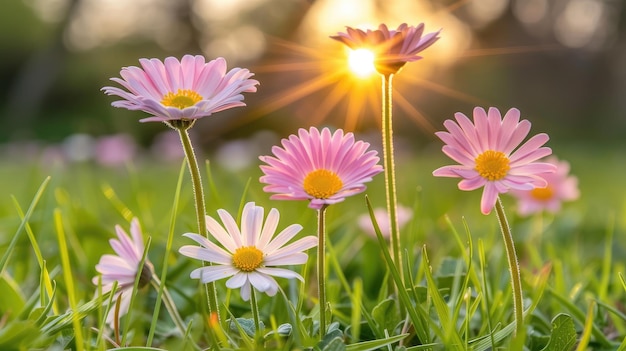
0;0;624;150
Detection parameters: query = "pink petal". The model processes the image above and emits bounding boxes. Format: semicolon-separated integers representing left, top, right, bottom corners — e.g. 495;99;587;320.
509;133;551;163
458;177;486;191
480;183;500;215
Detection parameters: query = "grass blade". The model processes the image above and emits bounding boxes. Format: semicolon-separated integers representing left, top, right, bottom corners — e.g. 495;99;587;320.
53;208;84;351
365;195;430;344
0;176;51;274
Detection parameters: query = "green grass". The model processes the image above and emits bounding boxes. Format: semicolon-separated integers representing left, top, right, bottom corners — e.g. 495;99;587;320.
0;141;625;350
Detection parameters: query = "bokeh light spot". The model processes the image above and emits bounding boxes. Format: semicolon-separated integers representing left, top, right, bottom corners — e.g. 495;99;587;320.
348;48;375;78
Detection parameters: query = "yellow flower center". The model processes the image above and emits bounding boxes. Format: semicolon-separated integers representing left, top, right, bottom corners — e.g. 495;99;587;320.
530;186;553;201
303;169;343;199
161;89;203;109
475;150;510;181
232;246;264;272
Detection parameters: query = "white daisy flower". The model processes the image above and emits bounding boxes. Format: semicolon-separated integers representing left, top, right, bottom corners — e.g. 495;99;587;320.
179;202;317;300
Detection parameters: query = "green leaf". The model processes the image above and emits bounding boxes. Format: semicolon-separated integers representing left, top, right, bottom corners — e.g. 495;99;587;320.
0;273;25;320
264;323;292;338
30;281;57;327
540;314;577;351
41;290;112;335
229;317;265;338
371;298;399;333
109;348;168;351
318;328;344;350
547;287;611;347
422;247;465;350
0;320;39;349
345;334;409;351
322;337;346;351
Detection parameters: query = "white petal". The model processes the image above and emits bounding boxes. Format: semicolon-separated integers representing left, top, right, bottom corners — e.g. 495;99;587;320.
240;281;251;301
225;272;248;289
106;290;131;326
263;224;303;254
264;252;310;266
205;216;238;253
129;218;144;253
256;267;304;282
257;208;279;250
247;271;274;292
179;244;231;265
265;281;279;296
217;209;244;248
267;236;317;261
189;265;237;283
241;202;262;246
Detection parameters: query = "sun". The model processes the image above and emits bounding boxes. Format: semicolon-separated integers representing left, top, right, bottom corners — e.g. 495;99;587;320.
348;48;376;78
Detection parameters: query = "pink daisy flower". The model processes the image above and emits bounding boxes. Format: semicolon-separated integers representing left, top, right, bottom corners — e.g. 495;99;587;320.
331;23;441;75
179;202;317;301
259;127;383;210
102;55;259;123
94;133;138;167
432;107;557;215
92;218;154;326
358;205;413;239
510;156;579;215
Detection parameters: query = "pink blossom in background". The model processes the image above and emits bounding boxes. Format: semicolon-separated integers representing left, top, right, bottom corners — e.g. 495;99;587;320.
179;202;317;301
95;134;138;167
509;156;579;215
92;218;153;326
433;107;557;215
358;205;413;239
40;145;67;168
150;131;186;162
102;55;258;123
259;127;383;210
331;23;441;74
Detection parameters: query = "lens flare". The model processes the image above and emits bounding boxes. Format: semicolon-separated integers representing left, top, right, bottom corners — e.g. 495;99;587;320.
348;48;376;77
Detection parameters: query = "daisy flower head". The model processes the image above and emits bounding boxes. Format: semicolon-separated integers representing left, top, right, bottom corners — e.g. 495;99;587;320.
358;205;413;239
92;218;154;325
432;107;557;215
510;156;579;215
259;127;383;210
331;23;441;75
179;202;317;301
102;55;259;126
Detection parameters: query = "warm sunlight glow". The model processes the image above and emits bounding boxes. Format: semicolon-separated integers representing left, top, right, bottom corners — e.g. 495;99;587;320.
348;49;376;77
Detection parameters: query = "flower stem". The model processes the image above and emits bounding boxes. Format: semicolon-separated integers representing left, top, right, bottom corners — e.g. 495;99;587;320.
150;277;188;337
176;127;220;321
317;205;328;336
381;74;402;279
494;197;524;338
250;288;262;343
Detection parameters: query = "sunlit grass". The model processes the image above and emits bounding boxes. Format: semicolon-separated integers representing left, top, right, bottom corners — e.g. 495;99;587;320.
0;141;625;349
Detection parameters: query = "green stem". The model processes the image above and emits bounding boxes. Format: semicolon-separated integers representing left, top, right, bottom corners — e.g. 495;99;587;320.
381;74;402;280
494;197;524;338
150;277;188;337
176;127;220;321
317;206;328;336
250;288;262;343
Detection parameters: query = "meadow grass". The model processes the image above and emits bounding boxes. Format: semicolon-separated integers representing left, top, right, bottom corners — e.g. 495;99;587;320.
0;140;625;350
